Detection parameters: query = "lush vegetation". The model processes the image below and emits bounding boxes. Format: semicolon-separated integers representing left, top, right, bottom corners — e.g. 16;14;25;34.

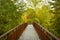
0;0;26;35
49;0;60;38
0;0;60;38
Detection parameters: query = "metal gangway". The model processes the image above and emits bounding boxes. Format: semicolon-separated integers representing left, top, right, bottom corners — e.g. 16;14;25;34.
0;22;60;40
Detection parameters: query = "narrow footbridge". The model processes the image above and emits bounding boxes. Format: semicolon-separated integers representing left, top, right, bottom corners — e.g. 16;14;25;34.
0;22;60;40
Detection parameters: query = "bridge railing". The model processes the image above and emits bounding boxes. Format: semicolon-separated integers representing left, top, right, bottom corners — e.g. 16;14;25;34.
33;22;60;40
0;23;27;40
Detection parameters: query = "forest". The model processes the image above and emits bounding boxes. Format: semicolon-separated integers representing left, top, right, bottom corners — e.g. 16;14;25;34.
0;0;60;39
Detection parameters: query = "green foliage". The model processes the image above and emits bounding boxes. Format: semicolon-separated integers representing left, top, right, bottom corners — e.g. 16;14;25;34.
30;0;42;6
35;5;54;29
50;0;60;38
25;8;35;23
0;0;25;35
0;0;60;39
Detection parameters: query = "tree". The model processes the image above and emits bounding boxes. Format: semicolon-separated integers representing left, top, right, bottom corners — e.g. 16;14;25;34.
50;0;60;38
0;0;26;35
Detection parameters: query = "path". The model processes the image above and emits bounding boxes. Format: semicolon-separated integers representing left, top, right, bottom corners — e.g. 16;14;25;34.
18;24;40;40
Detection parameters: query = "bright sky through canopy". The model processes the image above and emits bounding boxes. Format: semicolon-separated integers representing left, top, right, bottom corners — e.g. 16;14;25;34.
23;0;53;9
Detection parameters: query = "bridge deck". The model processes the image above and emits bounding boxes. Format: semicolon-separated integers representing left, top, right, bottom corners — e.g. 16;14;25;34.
0;23;59;40
18;24;40;40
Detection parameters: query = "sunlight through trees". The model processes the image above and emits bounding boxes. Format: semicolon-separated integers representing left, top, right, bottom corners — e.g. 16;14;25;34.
0;0;60;38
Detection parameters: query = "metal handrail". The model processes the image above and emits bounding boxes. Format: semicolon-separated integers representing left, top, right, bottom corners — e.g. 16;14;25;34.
0;23;27;40
33;22;60;40
0;24;19;38
0;22;60;40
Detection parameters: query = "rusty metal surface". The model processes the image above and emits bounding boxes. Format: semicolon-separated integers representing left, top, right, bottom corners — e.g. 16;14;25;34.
0;22;60;40
33;22;60;40
0;23;27;40
18;24;40;40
